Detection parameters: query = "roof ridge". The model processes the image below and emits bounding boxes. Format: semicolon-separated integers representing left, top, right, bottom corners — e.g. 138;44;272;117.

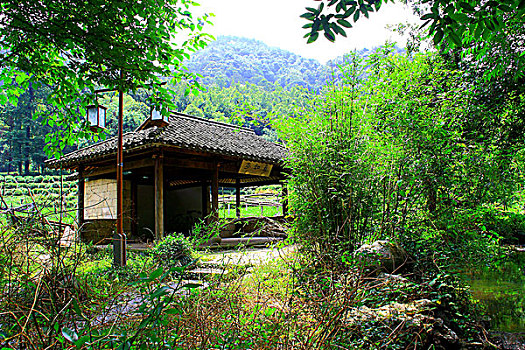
170;112;255;133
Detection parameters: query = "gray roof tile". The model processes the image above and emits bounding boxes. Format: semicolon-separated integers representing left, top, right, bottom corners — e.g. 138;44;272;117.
47;113;286;168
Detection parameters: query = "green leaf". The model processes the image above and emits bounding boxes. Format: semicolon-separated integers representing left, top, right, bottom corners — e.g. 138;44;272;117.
433;29;444;45
421;13;436;20
307;31;319;44
334;25;347;37
300;13;315;20
344;6;357;17
337;19;353;28
62;328;78;343
151;286;170;298
324;27;336;42
165;308;182;315
324;32;336;41
361;6;369;18
474;22;484;39
149;267;164;280
75;335;90;347
72;298;82;316
449;13;470;23
459;2;475;12
499;4;514;13
15;74;27;85
353;9;360;21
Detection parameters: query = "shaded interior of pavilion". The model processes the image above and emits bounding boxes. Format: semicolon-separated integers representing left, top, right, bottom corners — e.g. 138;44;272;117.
79;153;287;244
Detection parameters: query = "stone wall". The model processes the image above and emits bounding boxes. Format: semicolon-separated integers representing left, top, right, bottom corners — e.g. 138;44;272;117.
81;178;132;243
84;178;131;219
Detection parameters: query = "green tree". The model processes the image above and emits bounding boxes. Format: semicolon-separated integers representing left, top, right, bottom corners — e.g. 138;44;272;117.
302;0;525;48
0;84;54;174
0;0;213;155
277;48;516;262
170;81;316;140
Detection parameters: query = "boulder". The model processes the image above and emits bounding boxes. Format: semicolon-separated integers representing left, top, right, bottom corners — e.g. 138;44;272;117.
354;240;408;273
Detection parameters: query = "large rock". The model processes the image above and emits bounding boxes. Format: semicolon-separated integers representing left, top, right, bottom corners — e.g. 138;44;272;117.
354;240;408;273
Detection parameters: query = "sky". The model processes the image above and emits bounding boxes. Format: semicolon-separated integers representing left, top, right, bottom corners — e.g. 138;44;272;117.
197;0;423;63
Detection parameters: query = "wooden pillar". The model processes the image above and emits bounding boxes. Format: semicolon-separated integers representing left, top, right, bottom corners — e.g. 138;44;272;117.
211;162;219;221
131;179;138;238
201;180;209;219
282;182;288;217
77;166;85;226
235;178;241;218
154;155;164;240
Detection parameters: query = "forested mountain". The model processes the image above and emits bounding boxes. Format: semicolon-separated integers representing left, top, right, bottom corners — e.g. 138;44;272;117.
186;36;329;91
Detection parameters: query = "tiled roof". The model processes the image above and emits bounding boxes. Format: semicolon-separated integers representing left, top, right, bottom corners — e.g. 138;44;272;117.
47;113;286;168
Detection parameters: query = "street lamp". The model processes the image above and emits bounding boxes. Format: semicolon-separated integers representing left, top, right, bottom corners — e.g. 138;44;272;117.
150;105;168;126
87;105;107;132
87;82;167;267
87;85;126;267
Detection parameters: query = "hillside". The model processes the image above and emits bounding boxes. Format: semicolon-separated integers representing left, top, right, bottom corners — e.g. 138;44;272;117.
186;36;329;91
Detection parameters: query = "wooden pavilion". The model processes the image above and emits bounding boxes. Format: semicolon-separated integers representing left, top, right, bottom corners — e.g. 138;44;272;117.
46;112;288;243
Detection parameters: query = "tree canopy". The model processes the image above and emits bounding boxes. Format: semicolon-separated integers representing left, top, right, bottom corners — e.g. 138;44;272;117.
302;0;525;52
0;0;213;154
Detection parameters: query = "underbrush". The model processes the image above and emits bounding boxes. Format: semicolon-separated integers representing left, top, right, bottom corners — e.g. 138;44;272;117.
1;204;520;349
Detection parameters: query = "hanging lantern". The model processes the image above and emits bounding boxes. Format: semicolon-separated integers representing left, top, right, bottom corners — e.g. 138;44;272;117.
150;105;168;126
87;105;107;131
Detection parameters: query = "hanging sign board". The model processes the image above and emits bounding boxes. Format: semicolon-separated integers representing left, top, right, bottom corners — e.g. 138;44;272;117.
239;160;273;177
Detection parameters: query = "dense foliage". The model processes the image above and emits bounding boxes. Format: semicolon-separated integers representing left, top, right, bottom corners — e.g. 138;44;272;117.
302;0;525;49
0;36;326;172
187;36;330;91
0;0;212;155
1;0;525;347
279;48;522;264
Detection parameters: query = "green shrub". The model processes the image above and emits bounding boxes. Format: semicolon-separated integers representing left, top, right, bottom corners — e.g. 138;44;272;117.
152;234;193;269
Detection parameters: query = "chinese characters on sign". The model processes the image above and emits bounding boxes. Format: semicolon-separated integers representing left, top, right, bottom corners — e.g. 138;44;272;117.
239;160;273;177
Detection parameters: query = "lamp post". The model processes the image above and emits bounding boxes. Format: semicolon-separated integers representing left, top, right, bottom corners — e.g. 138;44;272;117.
88;81;166;267
89;83;126;267
115;87;126;267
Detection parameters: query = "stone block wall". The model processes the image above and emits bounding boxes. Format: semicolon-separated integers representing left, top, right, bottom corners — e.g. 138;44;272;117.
81;178;132;243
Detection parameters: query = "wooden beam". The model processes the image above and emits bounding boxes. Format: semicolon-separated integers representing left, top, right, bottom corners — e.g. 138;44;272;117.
236;178;241;218
164;158;239;173
84;158;155;178
201;181;209;220
131;179;138;237
154;155;164;240
211;162;219;222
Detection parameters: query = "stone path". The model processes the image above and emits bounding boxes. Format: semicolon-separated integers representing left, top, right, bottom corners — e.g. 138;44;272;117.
93;245;295;326
199;244;296;267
